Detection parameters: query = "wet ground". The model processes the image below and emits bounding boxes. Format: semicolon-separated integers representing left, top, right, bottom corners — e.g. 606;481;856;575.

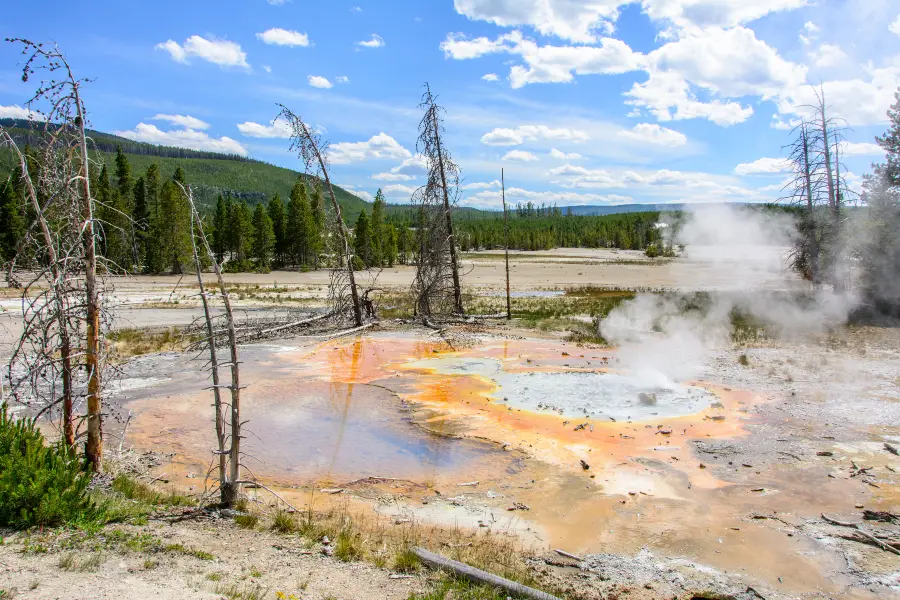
118;328;900;598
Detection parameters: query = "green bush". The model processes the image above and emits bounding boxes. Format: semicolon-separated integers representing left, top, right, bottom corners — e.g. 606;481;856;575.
0;404;95;528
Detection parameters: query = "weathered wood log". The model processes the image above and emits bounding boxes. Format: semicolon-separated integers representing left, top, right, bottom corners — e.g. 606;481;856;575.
412;547;561;600
821;513;900;556
553;549;583;562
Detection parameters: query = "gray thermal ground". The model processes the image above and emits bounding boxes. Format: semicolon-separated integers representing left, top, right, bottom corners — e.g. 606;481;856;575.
407;356;714;421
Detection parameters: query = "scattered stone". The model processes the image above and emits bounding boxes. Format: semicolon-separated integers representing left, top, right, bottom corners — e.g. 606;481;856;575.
580;460;590;471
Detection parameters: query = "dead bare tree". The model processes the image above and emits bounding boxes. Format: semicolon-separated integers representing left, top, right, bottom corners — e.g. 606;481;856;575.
783;119;824;283
180;183;243;505
275;105;363;327
411;84;464;317
3;39;106;467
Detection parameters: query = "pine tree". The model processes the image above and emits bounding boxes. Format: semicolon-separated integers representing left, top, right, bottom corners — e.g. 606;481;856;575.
309;182;325;267
251;202;275;270
371;189;386;267
384;223;398;267
354;209;374;267
268;193;286;267
0;178;24;263
132;177;149;267
287;180;311;266
228;199;254;267
143;164;163;273
156;169;192;273
212;195;228;264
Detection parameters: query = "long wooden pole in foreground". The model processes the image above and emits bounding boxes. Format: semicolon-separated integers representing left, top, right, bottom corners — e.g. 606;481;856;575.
501;169;511;320
412;547;561;600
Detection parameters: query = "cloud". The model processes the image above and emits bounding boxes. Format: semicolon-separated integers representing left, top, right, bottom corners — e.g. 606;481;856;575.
308;75;333;89
776;62;900;126
800;20;819;45
114;123;247;155
460;180;502;190
151;114;209;130
734;157;792;175
236;119;292;138
625;71;754;125
351;6;363;13
502;150;539;162
357;34;385;48
810;43;847;69
0;104;45;121
482;73;500;81
549;148;583;160
267;0;288;4
442;31;644;88
891;14;900;36
328;133;412;164
390;154;429;175
641;0;808;33
155;36;249;68
619;123;687;146
549;164;765;203
371;172;416;181
453;0;620;43
481;124;590;146
840;141;884;156
453;0;807;42
382;184;417;197
263;65;272;73
335;76;349;83
256;28;310;47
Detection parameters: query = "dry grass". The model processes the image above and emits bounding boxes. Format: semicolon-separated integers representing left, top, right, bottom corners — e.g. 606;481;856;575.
108;327;201;358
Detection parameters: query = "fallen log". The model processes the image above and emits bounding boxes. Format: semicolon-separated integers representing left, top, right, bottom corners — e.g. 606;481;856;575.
821;513;900;556
412;547;562;600
553;548;583;562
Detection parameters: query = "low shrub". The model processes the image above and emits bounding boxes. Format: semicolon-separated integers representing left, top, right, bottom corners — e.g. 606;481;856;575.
0;404;95;529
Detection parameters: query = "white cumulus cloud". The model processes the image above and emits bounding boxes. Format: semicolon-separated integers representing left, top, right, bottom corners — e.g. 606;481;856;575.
810;43;847;69
256;28;310;47
482;73;500;81
114;123;248;156
0;104;45;121
236;119;292;138
155;35;249;68
357;34;385;48
840;141;884;156
152;114;209;130
328;133;412;164
502;150;539;162
549;148;584;160
308;75;333;89
371;172;415;181
620;123;687;146
481;124;589;146
890;14;900;36
734;157;792;175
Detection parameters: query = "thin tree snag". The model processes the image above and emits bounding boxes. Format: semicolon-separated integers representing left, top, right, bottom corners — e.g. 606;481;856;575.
412;547;562;600
2;135;75;448
800;122;819;283
275;105;363;326
501;168;511;320
190;211;227;498
181;184;242;505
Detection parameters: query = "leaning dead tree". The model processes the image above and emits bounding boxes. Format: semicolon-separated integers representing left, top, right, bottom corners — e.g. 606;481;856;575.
180;183;243;505
411;84;464;316
275;105;363;327
2;39;106;469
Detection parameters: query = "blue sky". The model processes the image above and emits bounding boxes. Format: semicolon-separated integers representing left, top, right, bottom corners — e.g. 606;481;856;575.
1;0;899;208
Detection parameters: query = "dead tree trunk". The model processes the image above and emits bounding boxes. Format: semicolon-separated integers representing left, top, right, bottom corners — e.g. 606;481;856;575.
800;123;820;283
276;105;363;326
431;108;463;315
182;185;242;505
501;168;511;320
3;135;75;447
189;211;227;497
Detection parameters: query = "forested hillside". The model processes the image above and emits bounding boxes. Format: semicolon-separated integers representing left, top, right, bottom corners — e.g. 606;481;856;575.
0;118;368;219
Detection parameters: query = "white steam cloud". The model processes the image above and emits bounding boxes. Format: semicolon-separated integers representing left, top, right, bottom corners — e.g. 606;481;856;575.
600;205;857;387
